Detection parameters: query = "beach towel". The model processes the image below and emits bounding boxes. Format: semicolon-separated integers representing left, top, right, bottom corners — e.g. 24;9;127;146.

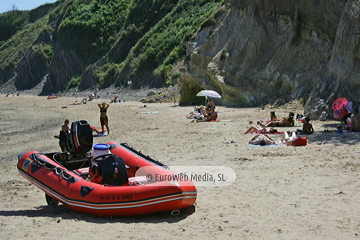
141;111;159;114
97;132;107;137
249;144;279;147
245;131;284;135
90;126;107;134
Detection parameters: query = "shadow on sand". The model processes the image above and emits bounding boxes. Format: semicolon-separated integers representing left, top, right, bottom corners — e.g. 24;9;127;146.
0;204;196;224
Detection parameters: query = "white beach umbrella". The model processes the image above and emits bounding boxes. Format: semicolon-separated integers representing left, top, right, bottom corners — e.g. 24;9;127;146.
196;90;221;99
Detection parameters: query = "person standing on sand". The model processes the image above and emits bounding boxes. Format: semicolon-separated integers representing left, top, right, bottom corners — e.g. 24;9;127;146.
98;102;110;134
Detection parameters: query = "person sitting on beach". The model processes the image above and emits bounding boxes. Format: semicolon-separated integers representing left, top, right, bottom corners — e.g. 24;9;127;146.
110;96;118;104
196;106;217;122
206;97;215;109
61;119;70;133
270;111;277;121
259;111;278;124
295;116;314;134
187;105;207;120
244;126;277;134
350;108;360;132
249;135;276;146
259;112;294;127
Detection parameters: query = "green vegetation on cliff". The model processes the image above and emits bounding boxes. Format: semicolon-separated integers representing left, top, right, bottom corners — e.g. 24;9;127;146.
0;0;223;90
58;0;131;63
129;0;222;78
0;16;51;69
0;10;29;43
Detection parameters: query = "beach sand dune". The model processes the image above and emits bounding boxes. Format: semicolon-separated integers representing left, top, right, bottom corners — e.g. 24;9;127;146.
1;94;360;239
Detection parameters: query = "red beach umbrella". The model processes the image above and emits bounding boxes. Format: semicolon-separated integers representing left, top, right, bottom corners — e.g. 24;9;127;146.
332;97;348;111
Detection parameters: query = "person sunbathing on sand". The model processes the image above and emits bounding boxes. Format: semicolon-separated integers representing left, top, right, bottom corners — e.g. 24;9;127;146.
244;126;277;134
110;96;118;104
281;131;297;146
259;112;294;127
249;135;276;146
270;111;277;121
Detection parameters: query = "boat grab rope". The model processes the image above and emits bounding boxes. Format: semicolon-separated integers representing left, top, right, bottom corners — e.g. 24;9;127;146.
119;143;168;168
31;153;76;183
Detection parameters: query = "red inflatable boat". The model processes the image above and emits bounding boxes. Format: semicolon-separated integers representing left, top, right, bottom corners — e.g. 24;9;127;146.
17;121;197;217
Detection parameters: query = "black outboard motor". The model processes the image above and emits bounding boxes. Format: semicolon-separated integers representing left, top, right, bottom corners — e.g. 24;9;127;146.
70;120;93;154
58;120;93;154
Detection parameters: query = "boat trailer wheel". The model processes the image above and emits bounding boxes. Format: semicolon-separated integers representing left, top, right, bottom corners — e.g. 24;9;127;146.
45;194;59;207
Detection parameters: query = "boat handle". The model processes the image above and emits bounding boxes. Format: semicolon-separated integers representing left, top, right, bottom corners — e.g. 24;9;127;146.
171;210;180;216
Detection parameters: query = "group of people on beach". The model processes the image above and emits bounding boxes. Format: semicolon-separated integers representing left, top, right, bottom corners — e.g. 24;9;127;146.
187;97;218;122
61;101;110;137
61;90;360;148
246;111;314;135
246;111;314;146
247;106;360;146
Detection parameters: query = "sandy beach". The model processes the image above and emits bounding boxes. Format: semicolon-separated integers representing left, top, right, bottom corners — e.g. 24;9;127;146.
1;94;360;239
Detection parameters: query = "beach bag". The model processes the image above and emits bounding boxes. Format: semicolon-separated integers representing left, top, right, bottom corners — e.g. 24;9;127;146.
319;111;328;121
294;137;307;146
341;108;349;116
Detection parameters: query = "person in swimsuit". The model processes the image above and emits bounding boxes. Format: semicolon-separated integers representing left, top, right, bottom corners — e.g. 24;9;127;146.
270;111;277;121
196;106;218;122
61;119;70;132
97;102;110;134
259;112;294;127
299;116;314;134
206;97;216;109
244;126;277;134
249;135;276;145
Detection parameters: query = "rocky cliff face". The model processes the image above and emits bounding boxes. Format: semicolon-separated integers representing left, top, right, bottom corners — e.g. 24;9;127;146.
3;0;360;119
181;0;360;118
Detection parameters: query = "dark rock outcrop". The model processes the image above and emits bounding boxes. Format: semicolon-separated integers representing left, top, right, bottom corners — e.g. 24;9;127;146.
181;0;360;118
41;46;86;95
